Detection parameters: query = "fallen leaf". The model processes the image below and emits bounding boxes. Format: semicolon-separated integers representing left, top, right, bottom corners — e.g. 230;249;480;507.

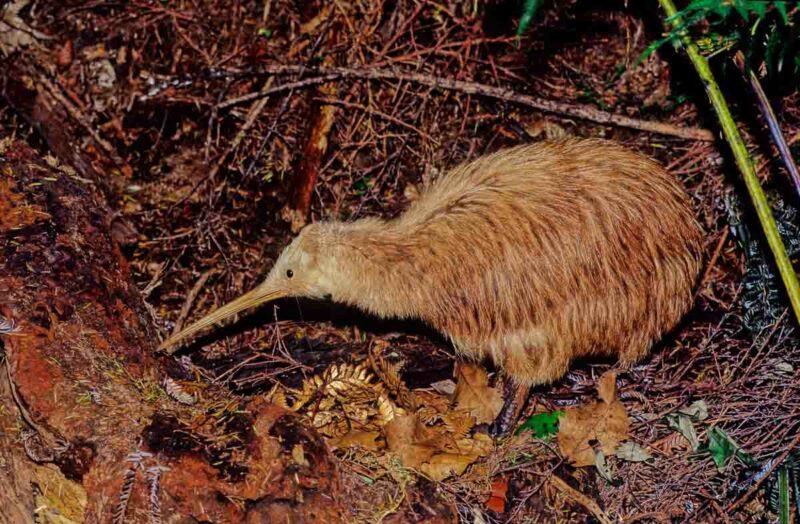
707;427;736;472
453;363;504;425
558;371;630;467
329;431;384;451
666;413;700;451
415;390;451;413
430;379;457;396
615;441;652;462
441;410;477;440
485;476;509;513
418;434;493;481
593;449;615;483
385;413;438;468
597;371;618;403
420;453;476;480
678;400;708;421
706;427;753;472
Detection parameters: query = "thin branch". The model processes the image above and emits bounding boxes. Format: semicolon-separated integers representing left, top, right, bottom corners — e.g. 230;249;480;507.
549;474;613;524
657;0;800;326
733;51;800;198
218;65;715;141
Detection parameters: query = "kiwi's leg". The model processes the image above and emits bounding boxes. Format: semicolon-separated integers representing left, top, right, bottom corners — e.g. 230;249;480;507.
489;377;531;437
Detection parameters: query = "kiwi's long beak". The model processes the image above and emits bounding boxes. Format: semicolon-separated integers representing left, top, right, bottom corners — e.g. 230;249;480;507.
159;286;286;354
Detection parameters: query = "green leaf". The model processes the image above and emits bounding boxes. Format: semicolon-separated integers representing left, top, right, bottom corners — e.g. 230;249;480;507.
748;1;768;19
774;2;790;24
517;0;545;37
634;37;671;68
707;427;745;472
516;410;563;438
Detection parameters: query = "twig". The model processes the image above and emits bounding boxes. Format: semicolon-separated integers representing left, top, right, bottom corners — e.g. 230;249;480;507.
37;72;127;170
317;97;436;142
695;228;728;298
549;474;613;524
169;77;275;211
733;51;800;198
172;269;216;334
219;65;715;141
657;0;800;325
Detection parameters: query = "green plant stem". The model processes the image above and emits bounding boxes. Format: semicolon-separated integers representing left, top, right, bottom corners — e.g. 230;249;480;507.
778;467;790;524
657;0;800;325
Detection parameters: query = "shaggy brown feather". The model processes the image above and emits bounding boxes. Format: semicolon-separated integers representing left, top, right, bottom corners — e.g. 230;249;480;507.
163;139;704;385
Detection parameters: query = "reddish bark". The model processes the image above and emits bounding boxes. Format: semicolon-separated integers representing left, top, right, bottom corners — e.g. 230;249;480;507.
282;76;338;233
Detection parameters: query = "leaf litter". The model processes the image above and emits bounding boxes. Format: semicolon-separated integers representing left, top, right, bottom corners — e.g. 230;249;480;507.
268;347;500;481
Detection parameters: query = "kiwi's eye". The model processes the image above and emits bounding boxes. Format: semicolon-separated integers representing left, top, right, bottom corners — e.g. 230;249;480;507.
286;269;294;279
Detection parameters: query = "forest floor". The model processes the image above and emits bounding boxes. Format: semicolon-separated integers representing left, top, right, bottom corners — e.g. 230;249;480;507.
2;0;800;522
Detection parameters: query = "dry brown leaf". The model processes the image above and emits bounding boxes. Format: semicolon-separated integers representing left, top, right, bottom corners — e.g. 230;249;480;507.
329;431;384;451
597;370;618;403
558;371;630;467
281;359;493;481
453;363;504;425
385;413;439;468
420;453;476;481
375;393;397;426
369;344;415;409
291;444;310;467
418;434;493;481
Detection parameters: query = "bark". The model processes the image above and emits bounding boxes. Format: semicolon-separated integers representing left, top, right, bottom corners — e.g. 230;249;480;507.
0;141;345;523
281;61;339;233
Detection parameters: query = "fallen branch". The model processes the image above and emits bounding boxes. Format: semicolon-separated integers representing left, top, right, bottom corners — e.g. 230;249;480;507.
218;65;715;141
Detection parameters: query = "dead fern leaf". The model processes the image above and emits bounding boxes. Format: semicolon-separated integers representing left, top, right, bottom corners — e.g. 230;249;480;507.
414;390;450;413
369;344;415;409
441;410;476;440
315;363;383;402
376;393;397;426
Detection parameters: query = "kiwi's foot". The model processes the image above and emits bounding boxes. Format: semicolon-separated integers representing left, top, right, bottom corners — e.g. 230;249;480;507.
489;378;531;438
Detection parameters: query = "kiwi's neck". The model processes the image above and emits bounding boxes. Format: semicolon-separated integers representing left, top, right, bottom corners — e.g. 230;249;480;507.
317;219;426;320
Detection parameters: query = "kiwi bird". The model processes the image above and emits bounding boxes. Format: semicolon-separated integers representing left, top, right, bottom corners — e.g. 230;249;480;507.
162;139;703;428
